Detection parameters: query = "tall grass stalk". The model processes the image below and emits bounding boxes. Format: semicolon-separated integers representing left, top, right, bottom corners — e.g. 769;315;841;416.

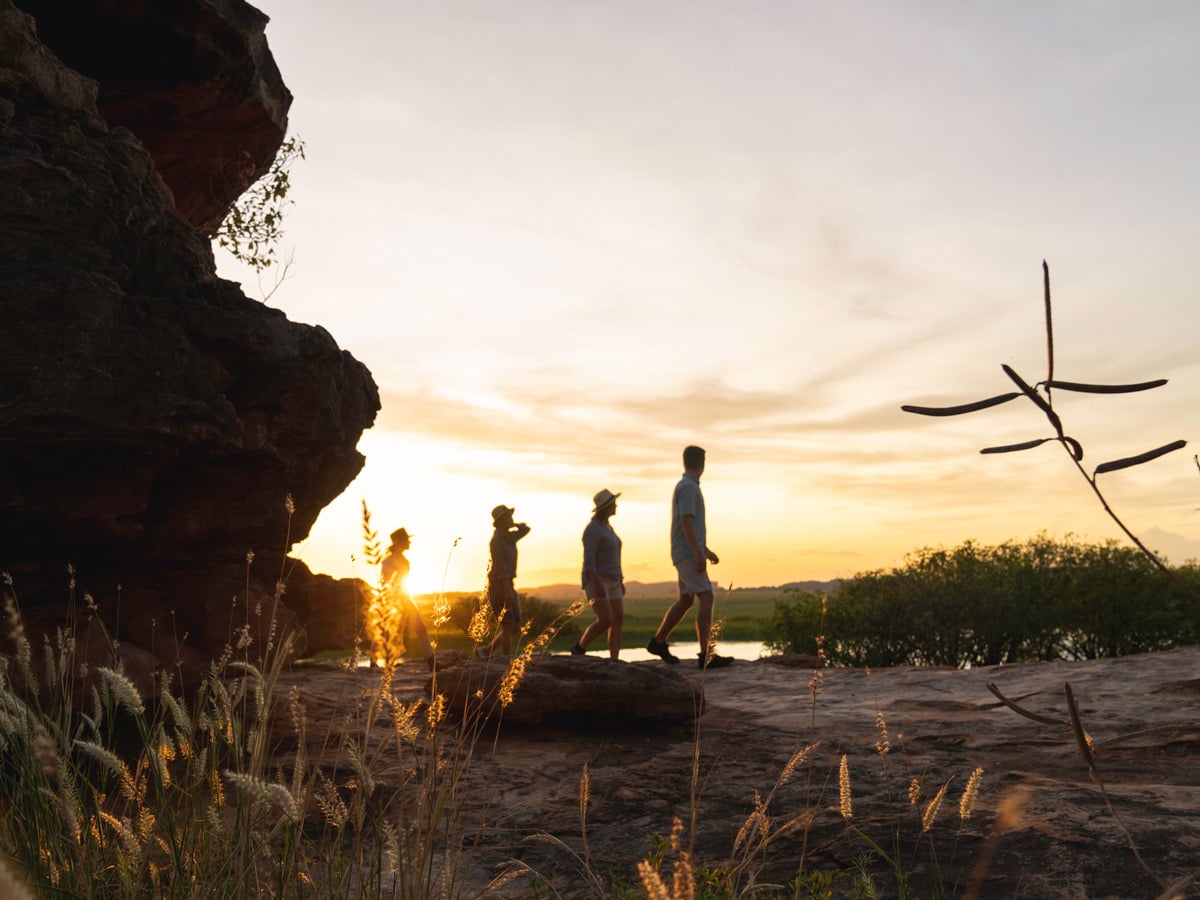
0;496;552;899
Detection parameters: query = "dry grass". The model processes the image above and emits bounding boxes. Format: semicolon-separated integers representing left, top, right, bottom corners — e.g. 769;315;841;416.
1;499;1189;899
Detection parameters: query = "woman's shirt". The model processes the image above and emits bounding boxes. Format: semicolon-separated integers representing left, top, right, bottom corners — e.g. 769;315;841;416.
581;517;623;585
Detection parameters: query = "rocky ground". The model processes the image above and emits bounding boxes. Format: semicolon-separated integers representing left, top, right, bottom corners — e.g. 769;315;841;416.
274;646;1200;899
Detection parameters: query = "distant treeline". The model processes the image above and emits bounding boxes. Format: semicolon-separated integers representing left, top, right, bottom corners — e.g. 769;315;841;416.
764;535;1200;668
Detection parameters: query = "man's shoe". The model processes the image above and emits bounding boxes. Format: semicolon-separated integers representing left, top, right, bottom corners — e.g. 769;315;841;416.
699;652;733;670
570;642;586;656
646;638;680;664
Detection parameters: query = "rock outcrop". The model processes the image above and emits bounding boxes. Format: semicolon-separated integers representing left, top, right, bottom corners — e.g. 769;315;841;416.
0;0;376;680
276;648;1200;898
430;655;704;726
12;0;291;234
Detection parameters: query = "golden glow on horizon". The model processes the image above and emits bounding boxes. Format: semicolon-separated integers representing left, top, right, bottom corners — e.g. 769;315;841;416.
236;1;1200;590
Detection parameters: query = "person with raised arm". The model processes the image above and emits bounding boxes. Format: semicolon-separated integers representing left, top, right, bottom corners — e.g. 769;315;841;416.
478;504;531;657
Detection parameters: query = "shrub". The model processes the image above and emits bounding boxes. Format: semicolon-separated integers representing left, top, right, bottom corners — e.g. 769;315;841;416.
765;535;1200;668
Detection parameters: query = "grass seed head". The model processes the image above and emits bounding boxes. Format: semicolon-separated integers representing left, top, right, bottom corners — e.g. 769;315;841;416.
734;791;768;852
426;693;446;730
315;773;349;829
780;743;817;784
467;599;492;644
908;777;922;805
268;783;300;824
74;739;124;779
922;779;951;832
499;656;526;708
960;766;984;821
98;666;145;716
670;816;686;852
672;851;695;900
874;711;890;759
838;754;853;821
638;860;670;900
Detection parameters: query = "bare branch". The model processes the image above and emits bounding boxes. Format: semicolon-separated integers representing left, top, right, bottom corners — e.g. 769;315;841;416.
985;683;1066;726
1043;259;1054;385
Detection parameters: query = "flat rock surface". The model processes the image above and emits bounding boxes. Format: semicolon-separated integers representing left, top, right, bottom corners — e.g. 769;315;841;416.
275;646;1200;898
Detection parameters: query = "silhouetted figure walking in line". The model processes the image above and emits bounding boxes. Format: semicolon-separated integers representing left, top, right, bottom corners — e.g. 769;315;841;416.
479;505;530;657
572;489;625;659
381;528;436;670
647;446;733;669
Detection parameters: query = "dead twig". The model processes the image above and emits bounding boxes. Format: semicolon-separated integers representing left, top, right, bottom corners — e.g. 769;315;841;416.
984;683;1066;727
1063;683;1164;889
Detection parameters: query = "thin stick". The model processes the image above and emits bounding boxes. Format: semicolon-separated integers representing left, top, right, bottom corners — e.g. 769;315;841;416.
1066;449;1198;599
985;683;1066;726
1043;260;1055;410
1064;684;1164;888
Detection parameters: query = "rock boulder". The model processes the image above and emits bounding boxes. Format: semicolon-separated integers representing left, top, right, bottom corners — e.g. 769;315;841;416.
431;655;704;727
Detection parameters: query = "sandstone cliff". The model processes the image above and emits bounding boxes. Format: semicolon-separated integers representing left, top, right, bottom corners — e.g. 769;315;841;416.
0;0;377;679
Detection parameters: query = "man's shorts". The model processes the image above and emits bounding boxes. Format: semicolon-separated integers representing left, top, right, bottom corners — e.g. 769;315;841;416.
584;574;624;603
487;578;522;625
675;561;712;595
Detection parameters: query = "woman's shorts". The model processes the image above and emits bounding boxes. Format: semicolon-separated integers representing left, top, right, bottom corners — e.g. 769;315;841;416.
584;574;624;603
487;578;521;624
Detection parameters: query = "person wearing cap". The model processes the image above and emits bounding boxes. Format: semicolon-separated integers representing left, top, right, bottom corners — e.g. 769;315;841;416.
571;489;625;659
380;528;436;670
479;505;531;657
646;445;733;670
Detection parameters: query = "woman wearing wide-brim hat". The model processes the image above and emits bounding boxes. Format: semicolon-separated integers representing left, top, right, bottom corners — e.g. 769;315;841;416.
572;489;625;659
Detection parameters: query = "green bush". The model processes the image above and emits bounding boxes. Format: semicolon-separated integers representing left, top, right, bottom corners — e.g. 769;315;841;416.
764;535;1200;668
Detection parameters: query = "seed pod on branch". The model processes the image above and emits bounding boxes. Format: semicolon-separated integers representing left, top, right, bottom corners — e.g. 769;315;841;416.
980;436;1083;460
902;393;1022;420
1002;364;1064;437
1061;436;1084;461
980;438;1053;455
1094;440;1187;475
1046;379;1167;394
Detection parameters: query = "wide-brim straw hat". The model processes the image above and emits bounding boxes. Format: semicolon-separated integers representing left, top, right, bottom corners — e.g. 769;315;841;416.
592;489;621;513
388;527;411;548
491;504;515;523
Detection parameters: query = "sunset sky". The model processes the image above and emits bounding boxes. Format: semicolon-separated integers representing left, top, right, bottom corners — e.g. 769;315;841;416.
217;1;1200;595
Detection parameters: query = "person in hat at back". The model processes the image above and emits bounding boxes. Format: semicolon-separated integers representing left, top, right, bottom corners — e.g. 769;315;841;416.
571;489;625;659
479;505;531;657
381;527;436;670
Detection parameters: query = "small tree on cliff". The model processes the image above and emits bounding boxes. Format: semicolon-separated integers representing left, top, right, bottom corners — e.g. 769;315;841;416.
215;134;305;282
